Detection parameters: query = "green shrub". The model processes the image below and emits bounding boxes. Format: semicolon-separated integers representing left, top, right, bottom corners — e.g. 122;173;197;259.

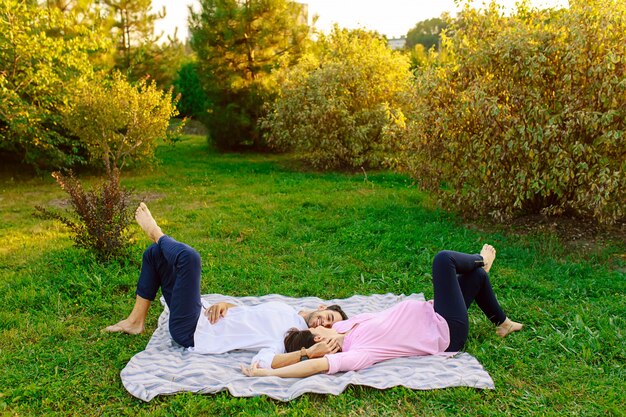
34;169;135;261
264;27;414;170
36;72;179;261
401;0;626;223
0;0;105;169
63;72;181;173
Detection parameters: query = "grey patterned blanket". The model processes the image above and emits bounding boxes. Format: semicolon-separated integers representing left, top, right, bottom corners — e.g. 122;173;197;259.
120;293;494;402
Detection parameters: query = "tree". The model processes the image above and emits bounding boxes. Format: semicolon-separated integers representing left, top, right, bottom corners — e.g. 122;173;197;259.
43;0;118;70
0;0;106;168
405;17;448;51
189;0;311;149
174;61;211;119
103;0;165;75
264;27;414;170
129;33;189;89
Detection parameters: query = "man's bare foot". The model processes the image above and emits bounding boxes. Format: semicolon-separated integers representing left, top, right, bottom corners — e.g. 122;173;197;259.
103;318;145;335
135;202;164;243
480;244;496;273
496;318;523;337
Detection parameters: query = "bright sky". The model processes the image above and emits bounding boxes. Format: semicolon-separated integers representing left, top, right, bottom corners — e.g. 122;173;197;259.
152;0;569;41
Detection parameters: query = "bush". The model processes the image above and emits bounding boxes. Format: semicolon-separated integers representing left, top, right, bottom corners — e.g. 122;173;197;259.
36;72;179;261
0;0;105;169
35;169;135;261
264;27;414;170
401;0;626;223
63;72;181;173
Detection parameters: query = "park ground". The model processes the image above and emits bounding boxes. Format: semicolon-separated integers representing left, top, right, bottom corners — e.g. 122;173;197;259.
0;135;624;416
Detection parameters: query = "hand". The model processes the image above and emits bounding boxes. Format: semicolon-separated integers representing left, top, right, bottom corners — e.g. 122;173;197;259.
320;334;345;351
240;362;269;377
306;338;341;358
204;302;231;324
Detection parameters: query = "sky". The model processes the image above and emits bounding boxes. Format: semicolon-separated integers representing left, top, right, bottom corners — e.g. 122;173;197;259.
152;0;569;42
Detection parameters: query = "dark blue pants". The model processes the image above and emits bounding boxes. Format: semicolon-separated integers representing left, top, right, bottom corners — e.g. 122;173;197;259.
432;250;507;352
136;235;202;347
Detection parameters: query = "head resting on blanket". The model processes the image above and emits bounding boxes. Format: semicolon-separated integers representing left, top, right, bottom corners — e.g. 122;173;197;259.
284;325;341;352
303;304;348;328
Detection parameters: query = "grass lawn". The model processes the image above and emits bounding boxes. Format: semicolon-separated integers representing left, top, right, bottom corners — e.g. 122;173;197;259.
1;135;624;416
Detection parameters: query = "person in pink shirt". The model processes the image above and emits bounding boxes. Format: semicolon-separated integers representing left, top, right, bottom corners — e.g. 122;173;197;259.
241;245;523;378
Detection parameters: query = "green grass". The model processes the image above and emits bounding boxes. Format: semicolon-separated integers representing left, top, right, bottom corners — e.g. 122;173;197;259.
1;135;624;416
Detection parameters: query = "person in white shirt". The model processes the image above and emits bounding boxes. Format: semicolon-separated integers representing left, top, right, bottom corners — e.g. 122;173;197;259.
105;203;348;368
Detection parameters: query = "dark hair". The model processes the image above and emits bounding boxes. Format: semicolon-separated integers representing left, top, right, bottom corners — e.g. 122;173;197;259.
284;328;316;353
327;304;348;320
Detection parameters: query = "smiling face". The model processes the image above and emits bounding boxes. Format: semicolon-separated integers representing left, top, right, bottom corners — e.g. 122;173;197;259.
305;308;343;328
309;325;339;339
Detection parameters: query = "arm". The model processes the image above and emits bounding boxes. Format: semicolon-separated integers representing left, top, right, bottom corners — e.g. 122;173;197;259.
242;357;329;378
270;339;341;369
204;302;237;324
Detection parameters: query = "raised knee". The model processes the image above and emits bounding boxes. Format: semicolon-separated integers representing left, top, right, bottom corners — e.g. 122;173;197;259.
177;247;201;269
142;244;160;262
475;267;488;281
433;250;454;266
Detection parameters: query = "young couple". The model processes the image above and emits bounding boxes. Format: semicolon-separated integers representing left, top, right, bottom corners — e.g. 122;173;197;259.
107;203;522;377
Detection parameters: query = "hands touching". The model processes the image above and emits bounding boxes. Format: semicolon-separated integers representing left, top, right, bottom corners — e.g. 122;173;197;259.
307;337;341;358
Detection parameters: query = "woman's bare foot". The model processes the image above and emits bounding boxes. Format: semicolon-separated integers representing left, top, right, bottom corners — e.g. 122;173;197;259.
135;202;164;243
480;244;496;273
104;318;145;334
496;318;523;337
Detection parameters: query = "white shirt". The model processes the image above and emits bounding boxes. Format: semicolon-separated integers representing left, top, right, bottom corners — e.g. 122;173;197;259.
190;301;308;368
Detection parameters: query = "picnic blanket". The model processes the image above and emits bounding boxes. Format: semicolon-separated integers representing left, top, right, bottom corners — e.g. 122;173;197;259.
120;293;495;402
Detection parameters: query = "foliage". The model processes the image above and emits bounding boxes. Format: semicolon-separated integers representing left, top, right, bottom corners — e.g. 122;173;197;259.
47;0;186;85
405;16;448;51
0;0;107;168
173;61;211;119
62;72;181;173
189;0;311;149
401;0;626;223
264;27;414;170
34;168;134;261
103;0;165;72
129;34;189;89
44;0;118;70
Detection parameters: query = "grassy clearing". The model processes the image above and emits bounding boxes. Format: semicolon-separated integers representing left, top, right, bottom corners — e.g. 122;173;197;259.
0;135;624;416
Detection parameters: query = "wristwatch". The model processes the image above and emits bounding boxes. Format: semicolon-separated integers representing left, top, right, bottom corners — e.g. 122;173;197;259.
300;347;309;361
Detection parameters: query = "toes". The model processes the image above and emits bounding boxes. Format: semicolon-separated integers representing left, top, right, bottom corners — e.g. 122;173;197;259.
104;324;122;332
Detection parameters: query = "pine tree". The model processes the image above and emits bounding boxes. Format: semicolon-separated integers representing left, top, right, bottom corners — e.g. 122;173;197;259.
189;0;310;149
103;0;165;73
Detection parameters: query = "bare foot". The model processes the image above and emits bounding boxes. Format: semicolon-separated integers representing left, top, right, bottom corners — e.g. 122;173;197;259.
135;202;164;243
103;318;145;335
480;244;496;273
496;318;523;337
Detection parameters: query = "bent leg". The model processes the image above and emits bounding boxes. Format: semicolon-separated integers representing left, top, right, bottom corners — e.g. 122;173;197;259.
104;244;165;334
157;236;202;348
432;250;484;352
105;203;201;342
105;236;202;344
458;268;506;325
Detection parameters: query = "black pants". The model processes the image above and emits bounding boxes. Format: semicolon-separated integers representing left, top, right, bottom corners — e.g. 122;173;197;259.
432;250;507;352
136;236;202;347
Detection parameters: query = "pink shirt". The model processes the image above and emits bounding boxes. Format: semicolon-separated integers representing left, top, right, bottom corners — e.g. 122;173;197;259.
326;300;450;374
